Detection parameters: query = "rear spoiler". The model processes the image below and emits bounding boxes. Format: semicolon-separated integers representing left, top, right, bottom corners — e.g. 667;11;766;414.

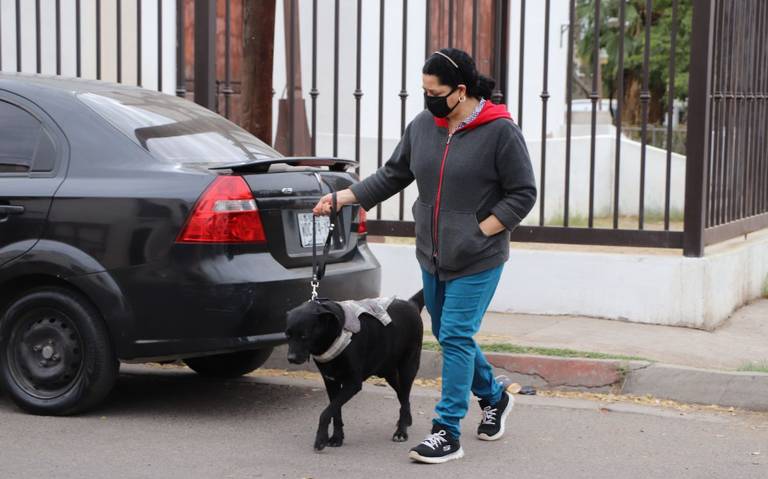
208;157;358;173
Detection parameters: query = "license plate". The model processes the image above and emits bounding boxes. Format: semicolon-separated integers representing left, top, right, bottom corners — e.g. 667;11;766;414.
298;213;331;248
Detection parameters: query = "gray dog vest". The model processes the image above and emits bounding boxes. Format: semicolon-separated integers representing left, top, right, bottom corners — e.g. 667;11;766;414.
312;297;396;363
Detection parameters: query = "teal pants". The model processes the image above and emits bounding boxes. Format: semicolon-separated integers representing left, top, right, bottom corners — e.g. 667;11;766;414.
422;265;504;439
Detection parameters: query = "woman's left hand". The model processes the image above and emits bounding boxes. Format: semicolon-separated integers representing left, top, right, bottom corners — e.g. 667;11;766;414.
479;215;506;237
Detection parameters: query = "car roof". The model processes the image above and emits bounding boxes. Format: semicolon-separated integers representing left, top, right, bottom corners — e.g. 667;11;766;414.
0;72;163;100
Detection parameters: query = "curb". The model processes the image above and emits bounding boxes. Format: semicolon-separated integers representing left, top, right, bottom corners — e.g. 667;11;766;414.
621;364;768;411
484;353;647;391
265;346;768;412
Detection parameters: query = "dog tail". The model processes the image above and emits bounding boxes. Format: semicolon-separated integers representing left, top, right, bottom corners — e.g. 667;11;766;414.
409;289;425;313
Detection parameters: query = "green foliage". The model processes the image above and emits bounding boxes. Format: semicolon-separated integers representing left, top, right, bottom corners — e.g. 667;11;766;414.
576;0;692;109
737;361;768;373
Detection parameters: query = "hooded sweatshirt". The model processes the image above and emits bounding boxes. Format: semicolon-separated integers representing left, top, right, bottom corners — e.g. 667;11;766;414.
349;101;536;280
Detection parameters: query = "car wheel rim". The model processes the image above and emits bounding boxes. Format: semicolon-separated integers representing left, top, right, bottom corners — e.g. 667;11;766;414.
7;308;84;399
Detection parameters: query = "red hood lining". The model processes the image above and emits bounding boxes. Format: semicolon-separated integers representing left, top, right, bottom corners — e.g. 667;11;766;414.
433;101;513;131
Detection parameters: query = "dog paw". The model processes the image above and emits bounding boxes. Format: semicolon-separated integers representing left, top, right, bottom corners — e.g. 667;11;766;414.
314;436;329;452
328;435;345;447
392;430;408;442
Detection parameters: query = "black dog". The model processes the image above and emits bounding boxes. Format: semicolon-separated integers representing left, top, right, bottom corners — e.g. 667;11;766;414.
285;290;425;451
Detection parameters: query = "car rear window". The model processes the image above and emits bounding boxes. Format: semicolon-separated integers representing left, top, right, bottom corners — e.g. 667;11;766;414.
78;90;280;164
0;100;56;173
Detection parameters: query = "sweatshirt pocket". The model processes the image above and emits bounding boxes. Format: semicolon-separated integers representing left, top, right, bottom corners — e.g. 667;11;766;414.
411;200;434;257
437;209;501;271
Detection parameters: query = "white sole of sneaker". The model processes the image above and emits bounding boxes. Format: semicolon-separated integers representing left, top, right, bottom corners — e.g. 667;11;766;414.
408;447;465;464
477;392;515;441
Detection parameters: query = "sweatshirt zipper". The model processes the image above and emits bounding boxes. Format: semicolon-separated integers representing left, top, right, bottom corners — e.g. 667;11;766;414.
432;133;454;260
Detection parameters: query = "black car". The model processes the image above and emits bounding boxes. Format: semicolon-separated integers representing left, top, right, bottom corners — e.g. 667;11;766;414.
0;74;380;415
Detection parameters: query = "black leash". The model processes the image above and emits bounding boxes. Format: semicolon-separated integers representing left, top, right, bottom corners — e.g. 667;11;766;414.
310;191;338;301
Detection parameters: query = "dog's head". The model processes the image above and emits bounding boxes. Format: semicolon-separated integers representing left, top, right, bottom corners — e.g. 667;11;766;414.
285;300;344;364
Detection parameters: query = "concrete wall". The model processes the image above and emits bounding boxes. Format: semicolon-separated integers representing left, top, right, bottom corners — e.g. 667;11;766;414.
506;0;570;140
0;0;177;94
315;129;686;225
523;131;686;225
271;0;431;222
370;229;768;329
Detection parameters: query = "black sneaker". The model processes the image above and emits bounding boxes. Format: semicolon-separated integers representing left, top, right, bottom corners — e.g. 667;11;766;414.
408;424;464;464
477;390;514;441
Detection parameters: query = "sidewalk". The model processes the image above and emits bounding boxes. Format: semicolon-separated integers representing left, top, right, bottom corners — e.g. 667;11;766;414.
424;299;768;371
418;299;768;410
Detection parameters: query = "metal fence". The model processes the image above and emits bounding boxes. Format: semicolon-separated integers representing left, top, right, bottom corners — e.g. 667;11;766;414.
368;0;768;257
1;0;767;257
0;0;167;87
368;0;691;251
688;0;768;255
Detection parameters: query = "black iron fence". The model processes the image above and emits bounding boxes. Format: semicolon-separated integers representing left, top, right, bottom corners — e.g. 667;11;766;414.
0;0;167;87
368;0;691;251
1;0;766;257
691;0;768;254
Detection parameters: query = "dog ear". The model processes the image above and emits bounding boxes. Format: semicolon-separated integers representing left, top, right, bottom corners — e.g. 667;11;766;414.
318;301;345;332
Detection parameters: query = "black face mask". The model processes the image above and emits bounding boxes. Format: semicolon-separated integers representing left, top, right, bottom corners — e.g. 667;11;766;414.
424;87;459;118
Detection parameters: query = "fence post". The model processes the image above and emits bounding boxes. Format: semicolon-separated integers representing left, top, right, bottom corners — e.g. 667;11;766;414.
175;0;185;96
194;0;216;110
683;0;715;257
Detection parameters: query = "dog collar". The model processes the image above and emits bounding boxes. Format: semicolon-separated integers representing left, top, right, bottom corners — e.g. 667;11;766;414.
312;330;353;363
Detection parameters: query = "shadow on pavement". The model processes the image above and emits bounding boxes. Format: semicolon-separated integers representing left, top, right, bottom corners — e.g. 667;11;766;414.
0;364;322;419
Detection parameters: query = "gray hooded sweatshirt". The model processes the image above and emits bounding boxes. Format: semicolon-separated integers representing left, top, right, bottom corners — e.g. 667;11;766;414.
349;102;536;280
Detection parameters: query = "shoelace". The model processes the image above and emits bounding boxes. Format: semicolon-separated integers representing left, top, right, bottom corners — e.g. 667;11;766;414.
481;406;498;425
421;430;448;450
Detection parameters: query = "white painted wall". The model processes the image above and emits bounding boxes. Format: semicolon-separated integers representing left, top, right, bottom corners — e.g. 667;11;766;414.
272;0;432;222
523;132;686;225
507;0;570;140
0;0;176;94
370;229;768;330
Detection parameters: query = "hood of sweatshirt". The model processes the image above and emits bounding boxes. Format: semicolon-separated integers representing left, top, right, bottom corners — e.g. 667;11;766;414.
432;100;513;131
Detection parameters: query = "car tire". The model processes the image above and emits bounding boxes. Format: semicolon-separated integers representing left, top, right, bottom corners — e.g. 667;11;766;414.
0;287;119;416
183;348;274;378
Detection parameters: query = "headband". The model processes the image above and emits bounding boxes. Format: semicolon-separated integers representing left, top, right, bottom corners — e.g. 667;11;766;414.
433;51;459;69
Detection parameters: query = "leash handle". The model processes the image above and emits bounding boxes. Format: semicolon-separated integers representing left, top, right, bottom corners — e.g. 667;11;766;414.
311;191;338;301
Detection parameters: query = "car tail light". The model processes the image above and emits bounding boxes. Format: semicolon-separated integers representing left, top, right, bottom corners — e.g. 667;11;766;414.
177;176;267;243
357;208;367;235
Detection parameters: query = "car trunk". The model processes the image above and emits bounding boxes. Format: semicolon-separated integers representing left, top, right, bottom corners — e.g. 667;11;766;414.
241;166;362;270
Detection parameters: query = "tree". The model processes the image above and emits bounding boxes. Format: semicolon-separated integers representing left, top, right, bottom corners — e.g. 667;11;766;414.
577;0;692;125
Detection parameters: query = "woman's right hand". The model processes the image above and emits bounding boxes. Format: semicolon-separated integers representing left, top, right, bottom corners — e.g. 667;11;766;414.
313;188;358;216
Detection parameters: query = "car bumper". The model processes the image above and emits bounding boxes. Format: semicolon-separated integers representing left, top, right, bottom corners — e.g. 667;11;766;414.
103;243;381;362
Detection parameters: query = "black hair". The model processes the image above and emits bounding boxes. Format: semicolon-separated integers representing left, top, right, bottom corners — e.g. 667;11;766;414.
422;47;496;100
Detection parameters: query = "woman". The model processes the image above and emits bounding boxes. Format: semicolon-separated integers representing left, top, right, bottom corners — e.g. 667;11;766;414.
313;48;536;464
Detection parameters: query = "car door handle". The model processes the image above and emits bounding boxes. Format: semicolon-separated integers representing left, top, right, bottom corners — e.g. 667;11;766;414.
0;205;25;215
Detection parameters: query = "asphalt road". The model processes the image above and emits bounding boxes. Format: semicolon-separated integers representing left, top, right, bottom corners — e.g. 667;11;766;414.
0;364;766;479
